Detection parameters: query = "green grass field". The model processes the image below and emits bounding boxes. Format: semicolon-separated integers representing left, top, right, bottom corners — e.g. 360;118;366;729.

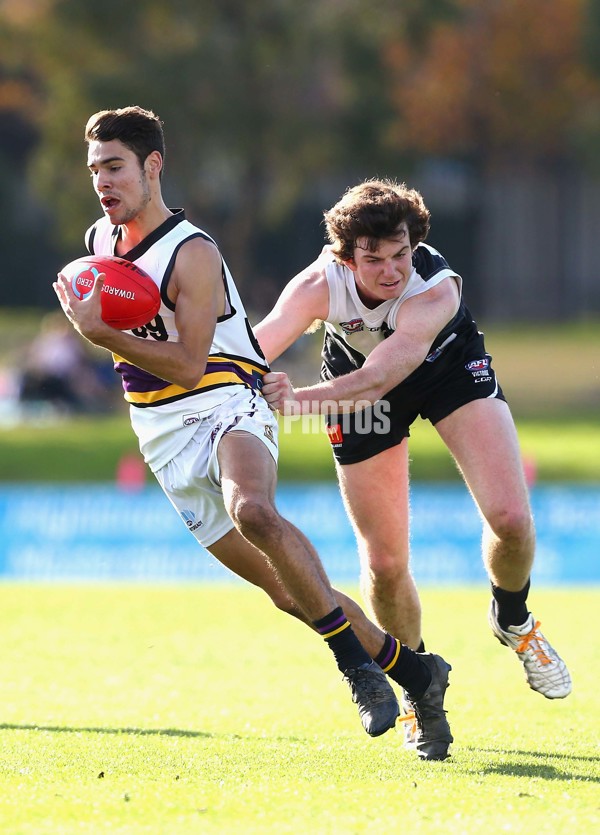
0;584;597;834
0;316;597;832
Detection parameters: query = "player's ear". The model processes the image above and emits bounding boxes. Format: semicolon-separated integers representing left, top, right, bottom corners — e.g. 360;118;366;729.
145;150;163;178
342;257;358;272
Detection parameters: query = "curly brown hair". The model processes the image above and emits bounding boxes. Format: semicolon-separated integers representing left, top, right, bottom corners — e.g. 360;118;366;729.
323;178;431;262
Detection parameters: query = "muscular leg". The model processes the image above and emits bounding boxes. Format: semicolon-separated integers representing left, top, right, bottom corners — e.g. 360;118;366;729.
208;524;391;658
436;398;571;700
216;431;339;622
210;440;452;750
208;527;307;620
435;398;535;591
335;440;423;649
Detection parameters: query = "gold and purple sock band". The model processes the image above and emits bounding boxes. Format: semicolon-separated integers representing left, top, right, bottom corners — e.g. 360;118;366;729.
375;633;401;673
313;606;372;672
313;607;351;640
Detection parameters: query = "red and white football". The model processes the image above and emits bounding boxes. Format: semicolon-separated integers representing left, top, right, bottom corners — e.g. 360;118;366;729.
60;254;161;330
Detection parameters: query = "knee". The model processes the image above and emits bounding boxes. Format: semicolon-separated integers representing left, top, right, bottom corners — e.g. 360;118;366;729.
362;550;410;587
488;504;534;543
228;494;281;542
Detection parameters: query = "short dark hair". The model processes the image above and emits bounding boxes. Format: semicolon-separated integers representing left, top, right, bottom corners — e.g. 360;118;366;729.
84;106;165;173
324;178;431;262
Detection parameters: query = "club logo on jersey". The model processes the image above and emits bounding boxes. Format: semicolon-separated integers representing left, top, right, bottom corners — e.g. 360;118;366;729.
326;423;343;446
340;318;364;335
180;509;203;531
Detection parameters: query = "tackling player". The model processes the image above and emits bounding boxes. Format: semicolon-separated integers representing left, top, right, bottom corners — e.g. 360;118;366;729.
258;178;571;722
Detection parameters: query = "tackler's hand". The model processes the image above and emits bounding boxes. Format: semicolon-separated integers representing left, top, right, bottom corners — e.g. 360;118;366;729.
262;371;299;415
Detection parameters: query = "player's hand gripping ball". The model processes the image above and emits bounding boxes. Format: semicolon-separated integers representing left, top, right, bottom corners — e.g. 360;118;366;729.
60;255;161;330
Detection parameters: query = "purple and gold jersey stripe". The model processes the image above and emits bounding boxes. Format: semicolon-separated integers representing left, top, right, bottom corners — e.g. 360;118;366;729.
113;354;268;408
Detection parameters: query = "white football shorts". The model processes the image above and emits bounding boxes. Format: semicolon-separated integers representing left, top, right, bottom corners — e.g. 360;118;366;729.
154;389;279;547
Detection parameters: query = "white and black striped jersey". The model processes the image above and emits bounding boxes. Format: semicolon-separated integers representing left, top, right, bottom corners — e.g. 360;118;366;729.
320;242;471;379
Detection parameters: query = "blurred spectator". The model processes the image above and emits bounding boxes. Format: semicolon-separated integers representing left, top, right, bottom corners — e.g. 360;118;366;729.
18;312;114;415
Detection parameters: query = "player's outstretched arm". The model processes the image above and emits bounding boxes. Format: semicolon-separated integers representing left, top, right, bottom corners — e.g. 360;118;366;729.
265;278;460;414
254;261;329;363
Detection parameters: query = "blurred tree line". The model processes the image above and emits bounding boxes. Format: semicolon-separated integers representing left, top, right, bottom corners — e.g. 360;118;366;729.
1;0;600;319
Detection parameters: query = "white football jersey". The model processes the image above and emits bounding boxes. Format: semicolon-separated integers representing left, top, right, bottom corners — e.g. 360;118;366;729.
322;242;462;361
86;210;269;471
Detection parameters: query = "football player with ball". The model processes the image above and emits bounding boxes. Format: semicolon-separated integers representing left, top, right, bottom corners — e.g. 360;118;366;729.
53;106;453;760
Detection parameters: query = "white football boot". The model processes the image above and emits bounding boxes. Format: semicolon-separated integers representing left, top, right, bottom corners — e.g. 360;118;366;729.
489;601;572;699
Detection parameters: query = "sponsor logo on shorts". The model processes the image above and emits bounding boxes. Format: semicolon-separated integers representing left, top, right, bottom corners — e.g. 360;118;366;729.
466;357;492;383
326;423;344;446
180;509;203;531
340;318;364;334
465;358;489;372
263;424;275;444
210;422;223;443
183;413;201;426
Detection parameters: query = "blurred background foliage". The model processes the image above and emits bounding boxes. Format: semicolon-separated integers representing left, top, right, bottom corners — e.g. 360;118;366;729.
1;0;600;319
0;0;598;480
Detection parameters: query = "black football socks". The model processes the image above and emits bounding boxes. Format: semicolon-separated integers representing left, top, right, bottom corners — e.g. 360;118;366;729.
375;633;432;700
492;578;531;630
313;607;372;672
313;608;433;699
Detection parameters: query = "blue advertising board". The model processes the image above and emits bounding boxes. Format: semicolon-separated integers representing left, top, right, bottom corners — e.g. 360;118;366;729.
0;483;598;584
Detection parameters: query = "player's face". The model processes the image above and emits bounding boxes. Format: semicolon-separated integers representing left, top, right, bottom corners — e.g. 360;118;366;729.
87;139;151;225
345;224;413;306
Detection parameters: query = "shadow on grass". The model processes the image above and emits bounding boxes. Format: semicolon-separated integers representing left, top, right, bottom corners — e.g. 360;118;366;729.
465;746;600;783
0;723;307;743
2;727;598;784
0;723;214;739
